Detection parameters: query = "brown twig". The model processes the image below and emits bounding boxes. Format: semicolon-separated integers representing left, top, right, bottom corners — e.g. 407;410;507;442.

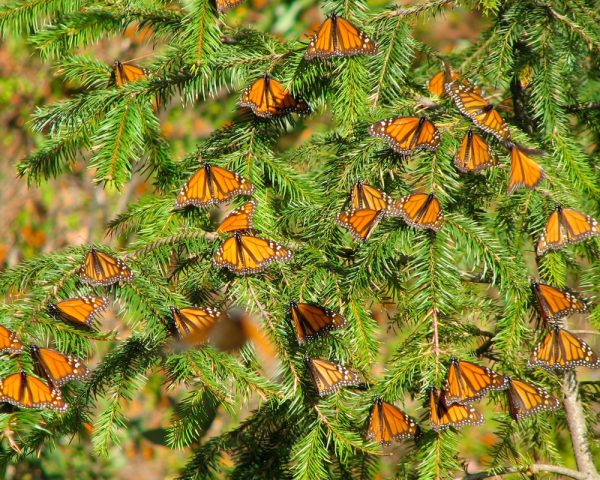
457;463;591;480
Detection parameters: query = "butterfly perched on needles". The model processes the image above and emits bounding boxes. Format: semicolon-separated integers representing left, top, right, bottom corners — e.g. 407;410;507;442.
0;325;24;354
240;74;311;118
395;192;444;232
213;232;292;275
506;143;545;193
505;377;559;421
531;282;587;324
350;181;400;216
443;357;508;405
290;301;347;344
446;83;510;141
428;69;482;98
0;371;67;412
305;357;361;396
176;163;255;209
369;116;441;155
170;306;222;345
216;201;256;234
48;296;109;328
336;208;384;241
30;345;89;387
428;386;483;432
366;398;420;445
528;326;600;371
305;12;377;60
454;129;497;173
536;205;600;255
216;0;244;13
112;60;147;87
80;248;134;287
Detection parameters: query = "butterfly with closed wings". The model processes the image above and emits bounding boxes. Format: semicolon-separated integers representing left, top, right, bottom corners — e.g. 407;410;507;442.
366;398;420;445
171;306;222;345
443;357;508;405
48;296;109;328
290;301;347;344
305;357;361;396
429;386;483;432
531;282;587;324
240;74;310;118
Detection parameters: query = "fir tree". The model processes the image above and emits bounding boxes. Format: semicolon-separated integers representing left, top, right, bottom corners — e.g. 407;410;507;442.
0;0;599;479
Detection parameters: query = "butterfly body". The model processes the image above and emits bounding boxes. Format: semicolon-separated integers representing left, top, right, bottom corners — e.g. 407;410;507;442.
366;398;420;445
531;282;587;324
48;296;109;327
429;386;483;431
528;326;600;370
30;345;89;387
176;163;255;209
395;193;443;231
213;232;292;275
290;301;346;344
80;248;134;286
305;12;377;60
0;325;24;354
171;306;221;344
305;357;360;396
454;129;497;173
0;371;67;412
506;378;559;420
369;116;440;155
537;206;600;255
240;74;310;118
443;357;508;405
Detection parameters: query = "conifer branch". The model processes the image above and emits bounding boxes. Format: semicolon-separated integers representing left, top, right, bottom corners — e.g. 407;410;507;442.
458;463;591;480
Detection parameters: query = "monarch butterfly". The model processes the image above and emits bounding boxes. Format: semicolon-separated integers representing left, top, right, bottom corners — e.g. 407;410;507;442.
394;192;443;232
446;83;510;141
336;208;384;241
112;60;147;87
0;371;67;412
216;0;243;13
305;12;377;60
350;181;400;216
536;205;600;255
428;70;461;97
428;386;483;432
176;164;255;209
48;296;109;328
369;116;441;155
366;398;420;445
506;377;559;420
240;74;311;118
528;326;600;371
170;306;221;344
290;301;347;344
454;129;497;173
30;345;89;387
305;357;361;396
0;325;24;354
531;282;587;324
216;201;256;234
213;232;292;275
80;248;134;287
507;143;545;194
443;357;508;405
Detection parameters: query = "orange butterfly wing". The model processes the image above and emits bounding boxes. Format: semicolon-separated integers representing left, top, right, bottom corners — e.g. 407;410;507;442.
537;207;600;255
336;208;383;241
506;378;559;420
351;182;393;213
447;84;509;140
443;358;508;405
454;130;497;173
31;345;89;387
395;193;443;231
429;387;483;431
290;302;347;344
0;372;67;411
213;233;292;275
532;282;587;323
114;61;146;87
217;201;256;234
528;326;600;370
369;116;440;155
49;296;109;327
507;145;545;193
240;75;310;118
0;325;24;354
176;164;255;208
428;71;461;97
80;248;134;286
306;357;360;396
305;13;376;59
171;306;221;344
366;399;420;445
